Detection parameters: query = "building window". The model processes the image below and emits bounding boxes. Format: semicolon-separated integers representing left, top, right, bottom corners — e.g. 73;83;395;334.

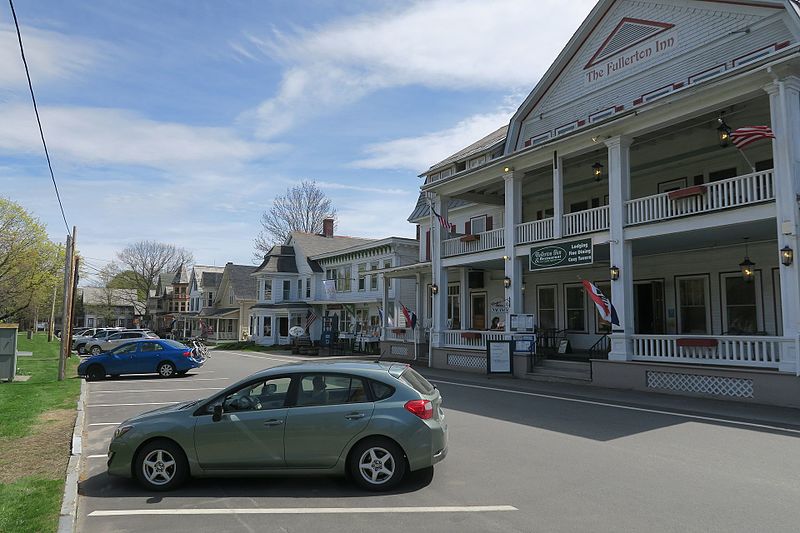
537;285;557;330
383;259;392;288
262;316;272;337
264;280;272;301
370;262;379;291
358;263;366;291
470;215;487;234
447;283;460;329
229;292;234;305
306;277;311;298
677;276;710;334
564;284;586;332
283;280;291;301
297;279;303;299
721;273;761;334
207;292;213;307
337;266;351;292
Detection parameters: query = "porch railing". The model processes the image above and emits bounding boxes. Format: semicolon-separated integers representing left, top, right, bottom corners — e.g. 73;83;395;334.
626;170;774;226
563;205;610;236
631;334;783;368
441;228;505;258
214;332;237;341
383;327;413;342
441;330;511;349
516;218;554;245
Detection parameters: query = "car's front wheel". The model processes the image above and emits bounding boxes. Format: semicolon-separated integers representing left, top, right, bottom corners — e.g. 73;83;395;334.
349;438;407;491
91;345;102;355
76;343;86;354
134;440;188;491
86;364;105;382
157;362;176;378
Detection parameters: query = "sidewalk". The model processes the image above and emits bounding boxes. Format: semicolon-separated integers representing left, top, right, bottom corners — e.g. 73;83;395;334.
417;365;800;431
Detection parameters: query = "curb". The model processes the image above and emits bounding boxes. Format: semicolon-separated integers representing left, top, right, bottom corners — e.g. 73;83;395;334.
58;378;87;533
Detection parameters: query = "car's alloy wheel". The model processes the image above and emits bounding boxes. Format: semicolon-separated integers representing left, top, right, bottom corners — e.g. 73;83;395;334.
91;346;101;355
86;365;104;381
350;439;406;491
158;362;176;378
142;449;176;486
135;440;188;491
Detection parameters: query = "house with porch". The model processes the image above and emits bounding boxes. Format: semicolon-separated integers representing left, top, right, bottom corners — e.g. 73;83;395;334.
197;262;258;342
186;265;225;337
249;220;418;347
383;0;800;407
78;287;145;329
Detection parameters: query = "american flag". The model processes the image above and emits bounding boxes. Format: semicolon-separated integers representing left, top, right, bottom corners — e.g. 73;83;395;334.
427;197;451;229
731;126;775;149
305;308;318;331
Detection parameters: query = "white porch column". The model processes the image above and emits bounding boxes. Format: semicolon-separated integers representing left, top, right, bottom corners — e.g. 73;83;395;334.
432;194;449;347
458;268;469;329
552;151;564;239
415;272;424;346
605;136;634;360
766;77;800;373
381;274;389;340
503;170;523;323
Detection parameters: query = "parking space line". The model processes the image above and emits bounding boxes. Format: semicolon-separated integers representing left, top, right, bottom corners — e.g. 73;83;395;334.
88;422;120;426
89;505;518;517
92;387;222;393
88;377;230;387
431;379;800;434
87;454;108;459
87;402;180;407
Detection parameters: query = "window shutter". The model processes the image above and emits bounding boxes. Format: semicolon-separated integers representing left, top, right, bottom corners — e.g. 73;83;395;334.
486;216;493;230
465;221;471;235
425;230;431;261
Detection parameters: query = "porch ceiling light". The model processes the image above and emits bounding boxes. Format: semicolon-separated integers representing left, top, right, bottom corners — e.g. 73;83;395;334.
503;276;512;289
610;265;620;281
717;114;732;147
431;284;439;295
592;162;604;182
781;246;794;266
739;238;755;282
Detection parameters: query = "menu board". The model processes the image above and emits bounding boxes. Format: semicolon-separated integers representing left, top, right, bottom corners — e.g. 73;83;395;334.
487;340;513;374
509;314;535;332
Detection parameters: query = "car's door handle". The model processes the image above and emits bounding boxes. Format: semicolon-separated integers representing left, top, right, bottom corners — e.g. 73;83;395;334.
344;412;365;420
263;419;284;427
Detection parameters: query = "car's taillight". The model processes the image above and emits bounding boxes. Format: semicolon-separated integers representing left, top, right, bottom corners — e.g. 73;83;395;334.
182;350;192;357
404;399;433;420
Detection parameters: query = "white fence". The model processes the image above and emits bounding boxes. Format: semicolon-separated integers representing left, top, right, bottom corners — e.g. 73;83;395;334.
563;205;610;236
441;228;505;258
441;330;511;349
383;327;412;342
631;334;783;368
516;218;554;245
626;170;774;226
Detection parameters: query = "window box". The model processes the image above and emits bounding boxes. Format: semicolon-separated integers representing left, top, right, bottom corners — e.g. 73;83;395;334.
668;185;706;200
461;332;482;340
460;234;480;243
676;338;718;348
391;328;407;335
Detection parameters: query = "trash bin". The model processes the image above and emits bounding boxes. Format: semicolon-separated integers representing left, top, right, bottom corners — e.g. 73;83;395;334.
0;324;19;382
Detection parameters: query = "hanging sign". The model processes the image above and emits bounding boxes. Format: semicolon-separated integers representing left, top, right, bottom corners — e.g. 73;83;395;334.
529;238;593;271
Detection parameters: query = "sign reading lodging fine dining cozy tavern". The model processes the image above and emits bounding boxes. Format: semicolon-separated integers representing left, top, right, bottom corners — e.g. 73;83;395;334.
529;238;593;271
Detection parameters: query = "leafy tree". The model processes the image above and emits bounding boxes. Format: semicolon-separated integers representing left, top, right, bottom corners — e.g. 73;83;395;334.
255;180;336;256
0;197;63;322
115;241;193;307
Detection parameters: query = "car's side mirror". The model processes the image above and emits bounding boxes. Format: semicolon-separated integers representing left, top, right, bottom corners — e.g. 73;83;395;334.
212;404;223;422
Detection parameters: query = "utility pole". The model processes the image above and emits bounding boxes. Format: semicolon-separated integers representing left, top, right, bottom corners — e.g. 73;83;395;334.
67;255;80;357
48;284;57;342
58;226;76;381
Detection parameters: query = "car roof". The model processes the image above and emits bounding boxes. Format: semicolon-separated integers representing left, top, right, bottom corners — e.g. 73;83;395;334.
248;360;409;380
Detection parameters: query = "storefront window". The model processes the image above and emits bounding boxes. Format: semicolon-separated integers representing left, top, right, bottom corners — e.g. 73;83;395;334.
565;285;586;332
678;277;709;334
537;286;556;330
724;275;758;334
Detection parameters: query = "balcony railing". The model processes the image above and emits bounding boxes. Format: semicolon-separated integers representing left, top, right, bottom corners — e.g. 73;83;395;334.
626;170;774;226
383;327;413;342
441;228;505;258
516;218;554;245
441;330;511;349
631;334;784;368
563;205;610;236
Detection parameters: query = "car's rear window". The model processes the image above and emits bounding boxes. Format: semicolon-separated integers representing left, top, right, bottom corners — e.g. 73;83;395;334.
400;368;435;395
162;339;187;350
369;380;395;400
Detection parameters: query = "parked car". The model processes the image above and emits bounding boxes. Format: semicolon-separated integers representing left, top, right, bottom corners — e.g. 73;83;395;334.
78;339;203;381
84;330;159;355
73;328;121;354
105;362;447;492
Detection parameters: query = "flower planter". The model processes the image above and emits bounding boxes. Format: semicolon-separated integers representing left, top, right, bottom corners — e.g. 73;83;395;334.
391;328;407;335
460;234;480;243
461;332;482;340
668;185;707;200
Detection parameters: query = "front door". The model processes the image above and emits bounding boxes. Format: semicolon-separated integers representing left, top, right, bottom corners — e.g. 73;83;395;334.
634;281;665;334
471;292;487;330
194;376;292;469
284;374;374;468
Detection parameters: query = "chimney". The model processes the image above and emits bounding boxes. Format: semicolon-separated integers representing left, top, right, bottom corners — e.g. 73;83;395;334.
322;218;334;238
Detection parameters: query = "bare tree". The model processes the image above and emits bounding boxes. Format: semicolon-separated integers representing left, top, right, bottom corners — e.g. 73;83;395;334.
255;180;336;256
115;241;193;306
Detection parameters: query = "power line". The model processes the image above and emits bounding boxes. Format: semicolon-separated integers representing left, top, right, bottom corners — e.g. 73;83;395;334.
8;0;70;235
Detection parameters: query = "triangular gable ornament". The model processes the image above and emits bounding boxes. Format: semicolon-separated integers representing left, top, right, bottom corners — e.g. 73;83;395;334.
585;17;675;69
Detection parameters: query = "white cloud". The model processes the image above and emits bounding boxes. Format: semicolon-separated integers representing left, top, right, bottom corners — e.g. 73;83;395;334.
0;26;99;89
0;104;280;172
239;0;596;137
316;180;408;195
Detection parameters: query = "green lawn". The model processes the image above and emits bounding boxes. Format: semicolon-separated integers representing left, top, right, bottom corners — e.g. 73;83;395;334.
0;333;80;533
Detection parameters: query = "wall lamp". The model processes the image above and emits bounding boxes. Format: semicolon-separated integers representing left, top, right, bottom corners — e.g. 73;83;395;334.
781;246;794;266
503;276;512;288
610;265;620;281
717;114;732;147
431;284;439;295
592;162;604;182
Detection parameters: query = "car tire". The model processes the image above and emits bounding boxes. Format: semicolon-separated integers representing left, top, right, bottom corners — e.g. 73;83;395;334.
77;344;86;354
134;439;188;491
86;365;105;382
157;362;176;378
91;345;102;356
349;438;407;492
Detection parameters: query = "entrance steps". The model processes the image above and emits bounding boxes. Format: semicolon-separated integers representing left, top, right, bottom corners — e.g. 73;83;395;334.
527;359;591;383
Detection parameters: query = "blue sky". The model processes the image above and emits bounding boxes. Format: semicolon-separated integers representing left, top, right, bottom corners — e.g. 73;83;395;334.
0;0;595;279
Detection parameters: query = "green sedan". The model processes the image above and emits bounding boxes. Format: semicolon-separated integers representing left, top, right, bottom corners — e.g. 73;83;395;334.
107;361;448;491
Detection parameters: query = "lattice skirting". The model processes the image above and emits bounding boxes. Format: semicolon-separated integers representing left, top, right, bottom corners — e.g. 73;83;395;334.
389;345;410;358
646;371;754;398
447;353;486;369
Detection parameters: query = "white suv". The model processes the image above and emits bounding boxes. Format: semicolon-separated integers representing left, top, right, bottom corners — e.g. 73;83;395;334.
85;330;159;355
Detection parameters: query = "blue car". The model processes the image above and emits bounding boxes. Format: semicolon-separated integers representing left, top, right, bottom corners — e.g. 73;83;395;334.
77;339;204;381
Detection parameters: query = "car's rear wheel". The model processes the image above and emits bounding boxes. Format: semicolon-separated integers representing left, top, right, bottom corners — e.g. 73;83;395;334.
134;440;188;491
349;438;406;491
76;343;86;354
157;362;176;378
86;365;105;382
91;345;102;355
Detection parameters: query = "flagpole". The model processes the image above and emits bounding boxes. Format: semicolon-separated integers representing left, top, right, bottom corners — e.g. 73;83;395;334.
736;148;756;173
427;192;436;367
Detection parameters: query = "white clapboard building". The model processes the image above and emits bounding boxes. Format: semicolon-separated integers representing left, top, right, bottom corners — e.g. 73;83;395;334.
382;0;800;407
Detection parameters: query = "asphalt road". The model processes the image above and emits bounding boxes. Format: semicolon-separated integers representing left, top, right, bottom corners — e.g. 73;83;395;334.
77;350;800;533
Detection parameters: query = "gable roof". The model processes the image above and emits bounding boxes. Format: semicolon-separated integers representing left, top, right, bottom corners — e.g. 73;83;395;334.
254;245;299;274
189;265;225;291
288;231;374;257
172;264;189;284
200;271;223;292
80;287;146;315
223;264;258;301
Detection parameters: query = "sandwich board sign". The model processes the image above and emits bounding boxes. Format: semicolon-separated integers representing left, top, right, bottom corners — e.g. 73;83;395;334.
487;340;513;374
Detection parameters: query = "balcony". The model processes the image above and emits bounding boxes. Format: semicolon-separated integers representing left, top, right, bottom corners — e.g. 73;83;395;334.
631;334;785;369
516;218;554;245
563;205;610;236
626;170;774;226
441;228;505;258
